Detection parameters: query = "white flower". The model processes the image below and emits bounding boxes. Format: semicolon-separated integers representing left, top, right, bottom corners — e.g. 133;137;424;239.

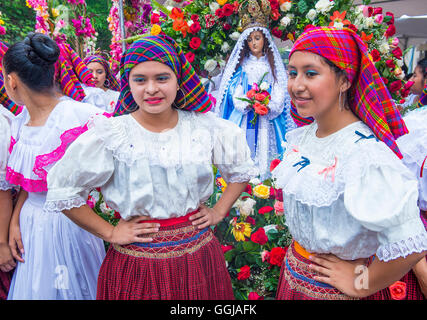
363;17;375;28
188;20;194;27
204;59;218;73
280;1;291;12
280;16;291;27
249;177;261;185
209;2;220;13
333;21;344;29
260;81;269;91
263;224;277;233
238;198;257;216
221;41;230;53
218;59;226;68
379;42;390;54
230;31;241;41
306;9;317;21
315;0;334;14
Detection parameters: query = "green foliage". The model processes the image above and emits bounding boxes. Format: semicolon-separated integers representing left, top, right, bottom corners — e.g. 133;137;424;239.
0;0;35;44
86;0;112;52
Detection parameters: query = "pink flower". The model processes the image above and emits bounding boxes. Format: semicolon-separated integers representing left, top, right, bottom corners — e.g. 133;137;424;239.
248;292;264;300
0;26;5;35
274;201;284;215
261;250;270;262
374;14;384;24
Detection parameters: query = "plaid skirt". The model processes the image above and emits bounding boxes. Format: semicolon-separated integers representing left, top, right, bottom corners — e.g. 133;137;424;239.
276;239;426;300
97;210;234;300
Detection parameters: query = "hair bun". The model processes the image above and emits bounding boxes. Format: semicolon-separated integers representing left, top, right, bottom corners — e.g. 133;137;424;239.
25;32;60;66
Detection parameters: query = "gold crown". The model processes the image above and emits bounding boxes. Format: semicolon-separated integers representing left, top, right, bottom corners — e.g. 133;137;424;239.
239;0;271;31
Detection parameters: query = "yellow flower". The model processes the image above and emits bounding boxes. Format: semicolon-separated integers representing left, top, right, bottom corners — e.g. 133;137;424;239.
51;8;60;18
0;19;4;26
150;24;162;36
232;222;252;241
253;184;270;199
216;177;227;192
26;0;31;8
217;0;228;5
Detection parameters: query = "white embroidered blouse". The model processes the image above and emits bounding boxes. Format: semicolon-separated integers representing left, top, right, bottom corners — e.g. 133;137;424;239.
272;120;427;262
0;108;13;190
45;110;259;220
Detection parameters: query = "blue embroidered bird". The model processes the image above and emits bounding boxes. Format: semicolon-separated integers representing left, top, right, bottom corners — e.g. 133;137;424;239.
293;156;310;172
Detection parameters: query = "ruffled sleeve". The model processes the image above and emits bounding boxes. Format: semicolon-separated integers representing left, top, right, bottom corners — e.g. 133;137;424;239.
210;114;259;183
265;80;286;121
45;122;115;212
343;142;427;262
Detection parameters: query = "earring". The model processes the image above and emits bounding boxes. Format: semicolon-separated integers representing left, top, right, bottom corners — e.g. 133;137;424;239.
174;87;187;109
104;79;111;88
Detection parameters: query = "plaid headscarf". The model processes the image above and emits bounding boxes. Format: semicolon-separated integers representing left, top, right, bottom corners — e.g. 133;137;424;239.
289;26;407;159
84;55;120;91
0;41;23;115
55;43;95;101
114;34;212;116
417;84;427;107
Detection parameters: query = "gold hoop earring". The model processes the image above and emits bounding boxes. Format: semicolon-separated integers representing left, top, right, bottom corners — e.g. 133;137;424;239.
173;87;187;109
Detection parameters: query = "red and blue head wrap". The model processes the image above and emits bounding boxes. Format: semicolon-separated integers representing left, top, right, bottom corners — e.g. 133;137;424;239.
289;26;408;159
114;34;213;116
417;84;427;108
83;54;120;92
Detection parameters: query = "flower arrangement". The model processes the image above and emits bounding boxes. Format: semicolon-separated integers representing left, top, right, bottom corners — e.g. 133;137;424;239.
210;161;292;300
236;72;271;125
108;0;411;104
25;0;97;57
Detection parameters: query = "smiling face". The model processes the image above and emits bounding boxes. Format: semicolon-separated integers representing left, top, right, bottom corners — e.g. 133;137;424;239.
128;60;179;116
287;50;348;120
87;61;107;89
247;30;265;58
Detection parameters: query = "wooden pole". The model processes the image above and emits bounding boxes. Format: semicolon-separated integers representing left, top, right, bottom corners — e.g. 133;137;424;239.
118;0;126;53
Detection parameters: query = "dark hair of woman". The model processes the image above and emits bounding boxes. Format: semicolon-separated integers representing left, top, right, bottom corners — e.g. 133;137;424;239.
416;58;427;79
237;32;278;82
3;32;60;92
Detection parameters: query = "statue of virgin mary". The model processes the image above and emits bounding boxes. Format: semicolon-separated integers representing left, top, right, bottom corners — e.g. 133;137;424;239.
213;0;295;180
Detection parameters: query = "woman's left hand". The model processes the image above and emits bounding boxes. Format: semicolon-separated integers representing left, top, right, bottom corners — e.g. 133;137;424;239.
189;204;225;229
308;254;368;298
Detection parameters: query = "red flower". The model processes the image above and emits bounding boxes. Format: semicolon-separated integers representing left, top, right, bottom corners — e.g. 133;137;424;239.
189;21;201;34
386;59;395;69
215;8;224;18
269;247;287;266
370;49;381;62
251;228;268;245
248;292;264;300
347;24;358;33
389;281;407;300
253;102;269;115
272;27;283;39
373;7;383;15
392;47;403;60
185;51;195;63
150;13;160;24
189;37;202;50
246;216;256;225
385;12;394;25
222;4;234;17
246;88;257;99
269;0;279;10
384;24;396;38
244;184;252;195
223;23;232;31
254;92;269;102
191;14;199;22
304;24;315;32
270;158;281;172
382;77;389;85
271;9;280;21
389;80;402;93
276;189;283;202
258;206;274;215
221;245;233;254
237;265;251;280
113;211;121;219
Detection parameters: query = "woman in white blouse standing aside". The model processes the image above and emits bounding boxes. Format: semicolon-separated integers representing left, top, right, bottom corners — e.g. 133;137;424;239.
46;35;258;300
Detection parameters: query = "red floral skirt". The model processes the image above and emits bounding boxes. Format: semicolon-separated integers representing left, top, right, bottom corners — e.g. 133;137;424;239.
0;271;12;300
96;211;234;300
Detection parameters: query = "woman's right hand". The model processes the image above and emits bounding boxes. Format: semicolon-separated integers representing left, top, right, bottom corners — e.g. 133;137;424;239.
8;219;24;263
108;216;160;245
0;242;16;272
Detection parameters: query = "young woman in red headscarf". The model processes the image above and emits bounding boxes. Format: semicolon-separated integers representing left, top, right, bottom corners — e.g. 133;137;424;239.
45;34;258;300
271;26;427;300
